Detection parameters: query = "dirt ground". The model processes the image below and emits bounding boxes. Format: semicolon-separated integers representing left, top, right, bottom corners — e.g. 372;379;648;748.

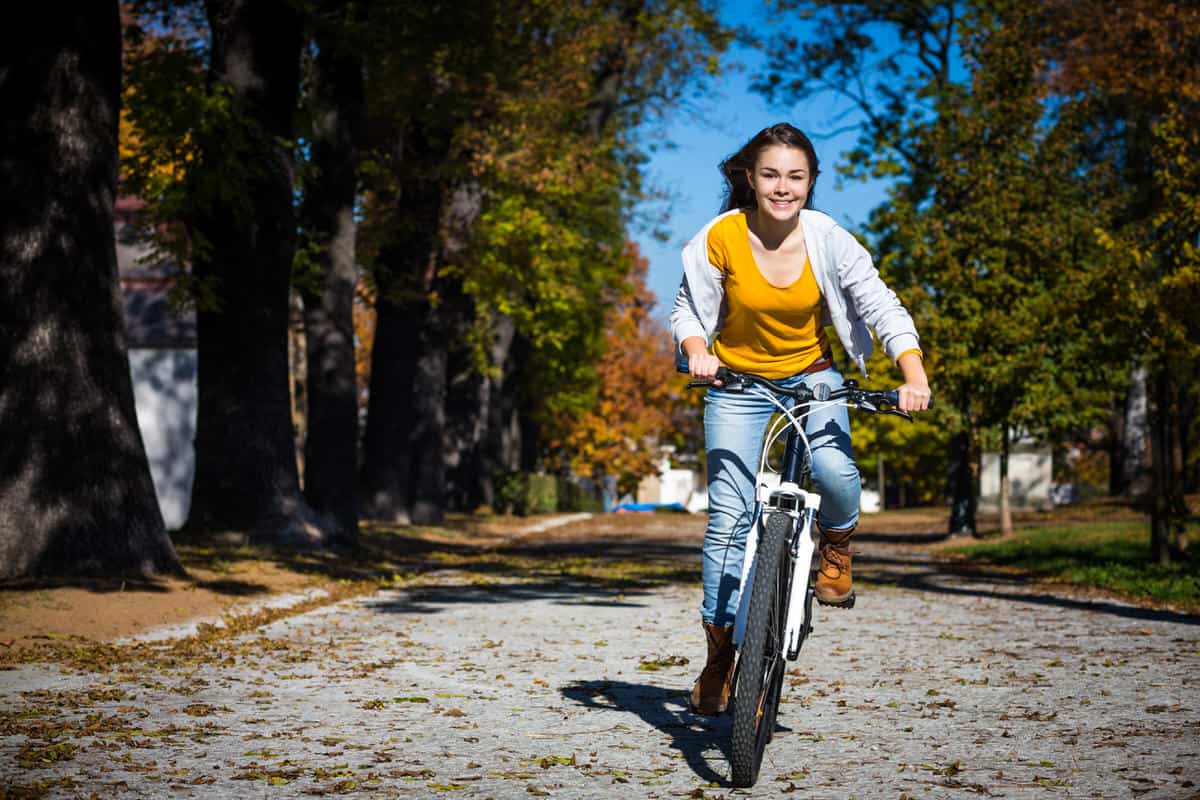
0;502;1162;653
0;513;595;651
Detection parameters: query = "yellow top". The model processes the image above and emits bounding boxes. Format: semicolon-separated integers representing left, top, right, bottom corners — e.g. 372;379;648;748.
707;213;830;379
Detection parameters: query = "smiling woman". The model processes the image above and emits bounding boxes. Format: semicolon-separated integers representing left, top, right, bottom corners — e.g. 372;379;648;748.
669;122;932;716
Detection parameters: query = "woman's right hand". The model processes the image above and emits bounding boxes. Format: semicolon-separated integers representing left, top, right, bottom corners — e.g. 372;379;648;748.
683;336;723;385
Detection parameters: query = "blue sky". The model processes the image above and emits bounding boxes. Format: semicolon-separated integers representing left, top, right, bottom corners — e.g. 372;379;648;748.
631;3;896;317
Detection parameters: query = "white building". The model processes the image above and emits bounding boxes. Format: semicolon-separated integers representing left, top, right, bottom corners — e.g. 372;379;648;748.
117;198;197;530
979;433;1053;512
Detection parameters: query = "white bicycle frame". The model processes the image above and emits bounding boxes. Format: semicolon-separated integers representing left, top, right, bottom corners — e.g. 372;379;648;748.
730;385;846;659
731;485;820;659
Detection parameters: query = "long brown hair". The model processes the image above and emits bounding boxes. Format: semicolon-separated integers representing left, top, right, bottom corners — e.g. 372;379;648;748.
719;123;820;212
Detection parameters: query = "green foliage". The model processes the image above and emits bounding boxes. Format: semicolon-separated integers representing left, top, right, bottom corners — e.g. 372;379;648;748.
494;471;559;516
872;5;1122;442
556;477;605;514
949;521;1200;606
120;10;295;311
850;348;953;505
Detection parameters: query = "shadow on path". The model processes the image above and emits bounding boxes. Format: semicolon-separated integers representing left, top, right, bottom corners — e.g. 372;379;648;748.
362;580;658;616
561;679;733;785
855;550;1200;627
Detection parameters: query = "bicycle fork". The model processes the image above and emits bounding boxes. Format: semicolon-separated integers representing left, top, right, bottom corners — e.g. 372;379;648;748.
732;481;822;659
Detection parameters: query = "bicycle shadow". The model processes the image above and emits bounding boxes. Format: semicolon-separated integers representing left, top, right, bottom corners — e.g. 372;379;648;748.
560;679;735;784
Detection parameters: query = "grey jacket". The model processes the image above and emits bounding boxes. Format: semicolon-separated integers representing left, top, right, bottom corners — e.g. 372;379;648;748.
670;209;920;376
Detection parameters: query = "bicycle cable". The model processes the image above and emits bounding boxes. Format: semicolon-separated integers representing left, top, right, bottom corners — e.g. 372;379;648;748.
742;383;845;484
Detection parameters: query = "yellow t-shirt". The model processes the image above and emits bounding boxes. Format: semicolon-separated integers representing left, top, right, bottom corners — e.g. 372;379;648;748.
706;213;830;379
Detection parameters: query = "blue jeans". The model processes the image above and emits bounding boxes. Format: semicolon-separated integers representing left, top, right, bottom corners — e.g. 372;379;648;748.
701;366;860;627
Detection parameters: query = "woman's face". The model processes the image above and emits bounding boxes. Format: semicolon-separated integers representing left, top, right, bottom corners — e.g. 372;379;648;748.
747;144;812;222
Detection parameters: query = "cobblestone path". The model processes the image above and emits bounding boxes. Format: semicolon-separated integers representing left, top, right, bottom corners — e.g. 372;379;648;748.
2;521;1197;799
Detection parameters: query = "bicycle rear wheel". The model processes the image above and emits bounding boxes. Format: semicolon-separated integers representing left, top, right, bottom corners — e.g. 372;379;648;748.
730;511;793;787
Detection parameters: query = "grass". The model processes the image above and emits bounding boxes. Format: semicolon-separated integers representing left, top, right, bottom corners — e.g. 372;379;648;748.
947;520;1200;608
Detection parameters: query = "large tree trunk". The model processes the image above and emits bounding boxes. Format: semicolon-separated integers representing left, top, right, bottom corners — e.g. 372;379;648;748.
188;0;329;544
361;119;481;525
0;3;182;578
361;287;450;524
999;424;1013;536
947;430;977;536
479;314;522;508
1111;365;1152;497
299;21;365;544
360;284;419;523
1149;368;1187;564
438;181;487;513
360;122;444;523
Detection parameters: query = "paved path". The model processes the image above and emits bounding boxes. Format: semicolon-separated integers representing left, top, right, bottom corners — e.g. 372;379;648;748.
2;523;1198;799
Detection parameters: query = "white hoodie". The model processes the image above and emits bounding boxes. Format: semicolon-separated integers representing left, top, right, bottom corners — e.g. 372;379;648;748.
670;209;921;377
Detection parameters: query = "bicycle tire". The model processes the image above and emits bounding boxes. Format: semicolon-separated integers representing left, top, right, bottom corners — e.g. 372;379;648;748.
729;511;793;787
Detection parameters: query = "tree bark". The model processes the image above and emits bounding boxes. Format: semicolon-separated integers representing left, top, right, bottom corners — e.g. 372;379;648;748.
360;120;445;523
438;181;488;513
1111;365;1151;497
299;21;365;544
999;425;1013;536
1148;367;1187;564
360;279;419;524
947;430;977;536
189;0;329;544
875;417;886;511
0;3;182;577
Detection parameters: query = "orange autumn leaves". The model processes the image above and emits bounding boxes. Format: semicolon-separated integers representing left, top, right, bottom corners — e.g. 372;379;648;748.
553;246;695;495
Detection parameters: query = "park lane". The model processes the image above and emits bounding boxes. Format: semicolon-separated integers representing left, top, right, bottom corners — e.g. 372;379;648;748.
2;568;1198;798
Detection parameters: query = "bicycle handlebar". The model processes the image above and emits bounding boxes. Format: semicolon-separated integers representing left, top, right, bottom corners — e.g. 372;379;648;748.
686;367;932;420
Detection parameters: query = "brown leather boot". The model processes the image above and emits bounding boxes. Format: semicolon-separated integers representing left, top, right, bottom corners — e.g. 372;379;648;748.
815;524;856;607
688;623;735;715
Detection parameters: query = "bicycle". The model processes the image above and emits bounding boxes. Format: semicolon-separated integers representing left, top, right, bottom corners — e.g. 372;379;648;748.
687;366;926;787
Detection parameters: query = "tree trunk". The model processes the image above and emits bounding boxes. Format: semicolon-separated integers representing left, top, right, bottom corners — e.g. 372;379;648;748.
469;315;521;509
999;425;1013;536
0;3;182;578
299;23;365;544
360;282;420;523
360;120;444;523
407;308;449;524
189;0;329;544
438;180;488;512
360;285;451;525
948;430;977;536
1149;367;1186;564
1111;365;1152;498
875;417;886;511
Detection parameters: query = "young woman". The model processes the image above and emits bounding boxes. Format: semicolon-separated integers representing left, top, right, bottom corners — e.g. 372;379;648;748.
670;123;931;716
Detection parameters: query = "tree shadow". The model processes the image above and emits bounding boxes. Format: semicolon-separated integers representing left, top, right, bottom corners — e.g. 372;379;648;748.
0;576;173;594
361;580;657;616
561;679;733;784
854;549;1200;626
192;578;270;596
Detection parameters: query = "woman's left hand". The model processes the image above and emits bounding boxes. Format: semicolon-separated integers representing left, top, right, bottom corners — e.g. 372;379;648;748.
895;351;931;412
896;381;932;412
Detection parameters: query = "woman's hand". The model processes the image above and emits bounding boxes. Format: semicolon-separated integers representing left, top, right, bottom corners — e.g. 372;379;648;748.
896;381;932;412
683;336;723;385
896;351;931;412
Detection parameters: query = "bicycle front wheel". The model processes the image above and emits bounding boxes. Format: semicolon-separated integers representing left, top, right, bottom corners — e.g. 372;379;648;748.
730;511;793;788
